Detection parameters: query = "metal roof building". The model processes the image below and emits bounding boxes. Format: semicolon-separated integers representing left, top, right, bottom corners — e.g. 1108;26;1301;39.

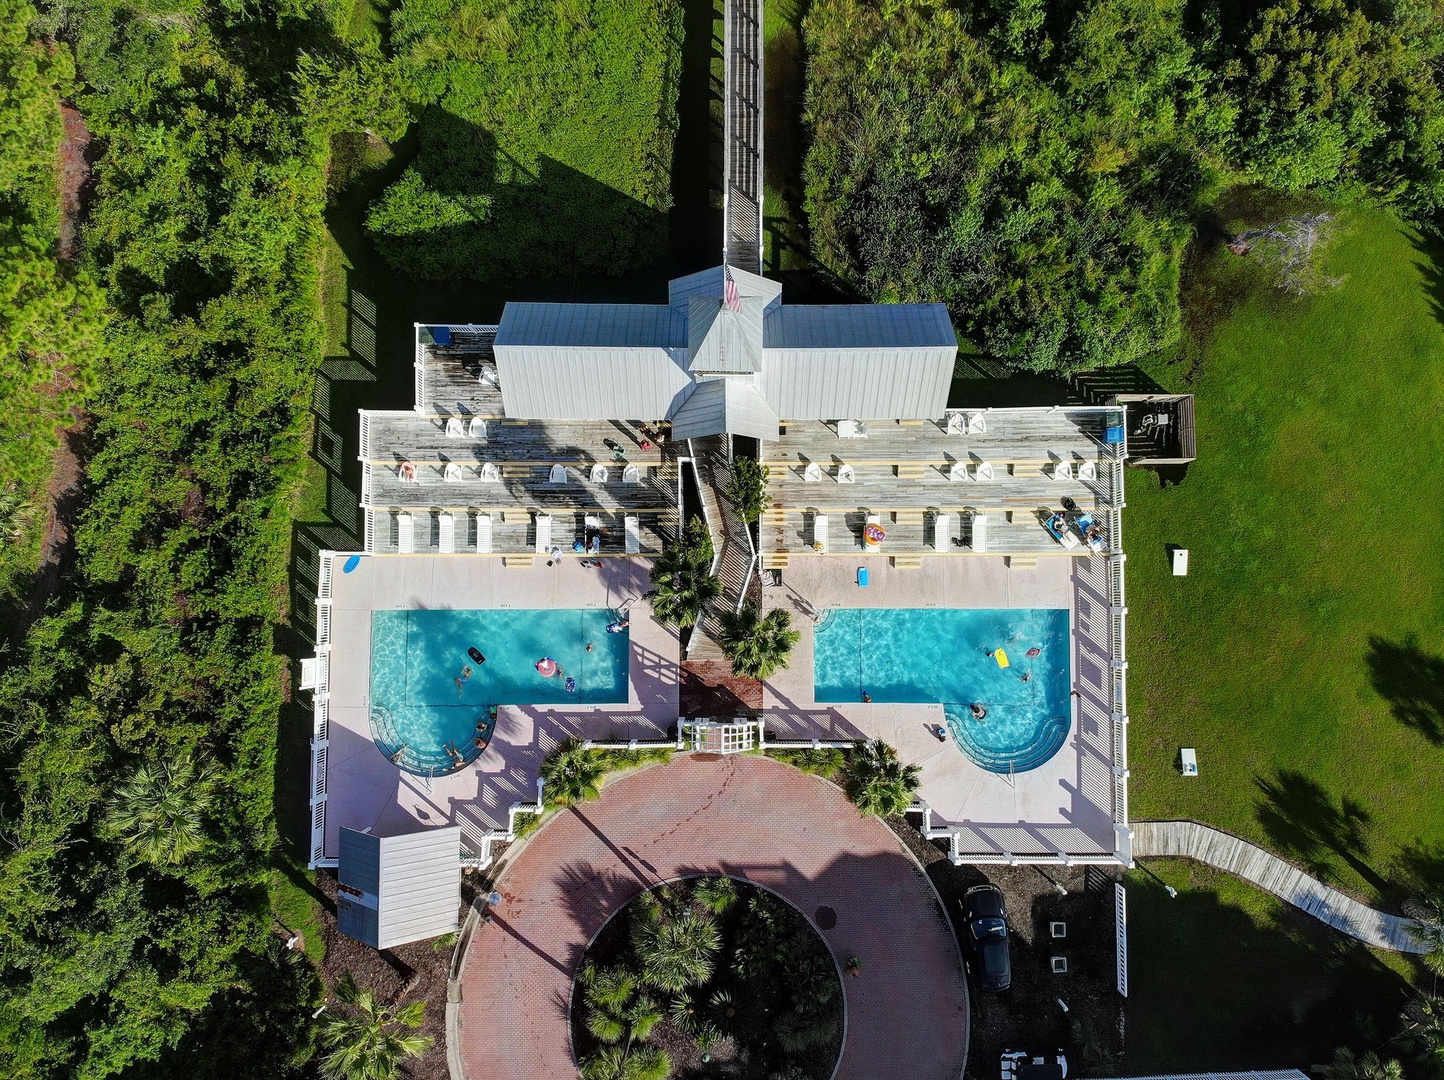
337;826;462;950
491;265;957;437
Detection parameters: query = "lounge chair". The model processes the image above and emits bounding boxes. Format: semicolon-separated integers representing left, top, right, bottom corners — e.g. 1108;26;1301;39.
622;463;641;484
948;461;968;482
468;418;487;439
1053;459;1073;481
444;462;463;482
438;511;455;553
966;412;986;434
534;513;552;554
836;464;856;484
590;463;609;483
1043;512;1079;548
445;417;464;438
945;412;965;435
397;511;414;553
813;513;829;554
1076;460;1097;482
970;513;988;552
974;461;995;482
838;419;869;439
803;461;822;482
475;511;493;554
933;511;951;552
480;461;501;483
625;515;640;554
864;513;883;550
548;464;567;484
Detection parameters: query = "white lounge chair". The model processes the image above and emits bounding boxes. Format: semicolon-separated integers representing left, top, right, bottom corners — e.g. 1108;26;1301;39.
838;419;869;439
396;511;414;553
974;461;995;482
438;511;455;553
478;365;499;387
475;511;493;553
584;514;602;554
548;464;568;484
864;513;882;550
945;412;965;435
445;416;465;438
622;463;641;484
933;511;951;552
625;515;640;554
836;464;856;484
534;513;552;554
468;417;487;439
1076;460;1097;482
949;461;968;482
480;461;501;483
970;513;988;552
966;412;986;434
1053;459;1073;481
590;463;609;483
803;461;822;482
812;513;829;554
444;462;463;482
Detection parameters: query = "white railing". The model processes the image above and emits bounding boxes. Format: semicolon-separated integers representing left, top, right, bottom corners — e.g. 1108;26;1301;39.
360;461;373;510
358;410;370;461
309;551;339;868
363;508;374;553
318;551;334;601
583;735;681;751
1114;881;1129;997
413;324;426;414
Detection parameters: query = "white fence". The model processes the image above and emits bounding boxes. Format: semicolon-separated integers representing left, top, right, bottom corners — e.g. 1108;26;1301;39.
1115;881;1128;997
308;549;338;867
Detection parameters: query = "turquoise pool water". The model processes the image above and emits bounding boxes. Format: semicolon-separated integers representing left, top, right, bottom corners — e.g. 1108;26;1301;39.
813;608;1071;773
369;609;628;774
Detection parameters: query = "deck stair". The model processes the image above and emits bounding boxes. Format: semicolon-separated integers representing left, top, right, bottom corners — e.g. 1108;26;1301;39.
1007;554;1038;570
686;438;756;661
890;554;924;569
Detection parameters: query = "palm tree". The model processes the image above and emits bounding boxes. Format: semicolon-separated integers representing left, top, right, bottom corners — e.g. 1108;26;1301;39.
692;875;738;914
579;1044;672;1080
1321;1048;1404;1080
540;739;604;808
105;754;218;865
1403;994;1444;1078
724;458;769;525
841;739;921;817
0;484;30;542
580;966;660;1046
647;516;719;629
719;602;800;680
1407;893;1444;977
635;906;721;993
319;973;432;1080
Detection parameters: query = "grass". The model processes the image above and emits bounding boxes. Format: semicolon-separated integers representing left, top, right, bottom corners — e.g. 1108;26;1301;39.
1124;860;1414;1070
1127;205;1444;906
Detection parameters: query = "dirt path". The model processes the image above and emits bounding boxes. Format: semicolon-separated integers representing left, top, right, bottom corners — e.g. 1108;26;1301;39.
57;103;95;261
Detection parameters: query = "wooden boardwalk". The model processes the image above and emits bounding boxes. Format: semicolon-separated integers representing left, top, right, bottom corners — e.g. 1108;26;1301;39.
723;0;762;273
1133;820;1425;953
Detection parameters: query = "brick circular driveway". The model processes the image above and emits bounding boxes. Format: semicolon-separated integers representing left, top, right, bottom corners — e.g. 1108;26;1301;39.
455;754;968;1079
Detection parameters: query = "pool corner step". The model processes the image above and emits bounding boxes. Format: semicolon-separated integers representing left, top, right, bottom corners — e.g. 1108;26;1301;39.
1006;554;1038;570
890;554;924;569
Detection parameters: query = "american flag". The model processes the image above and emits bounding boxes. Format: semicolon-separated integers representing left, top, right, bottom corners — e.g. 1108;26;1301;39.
723;264;741;313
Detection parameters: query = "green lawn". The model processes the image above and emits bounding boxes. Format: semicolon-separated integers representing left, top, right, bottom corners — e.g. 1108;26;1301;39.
1124;860;1413;1070
1128;206;1444;906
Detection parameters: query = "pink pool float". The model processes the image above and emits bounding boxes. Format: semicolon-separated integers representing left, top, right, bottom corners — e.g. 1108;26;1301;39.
534;657;559;678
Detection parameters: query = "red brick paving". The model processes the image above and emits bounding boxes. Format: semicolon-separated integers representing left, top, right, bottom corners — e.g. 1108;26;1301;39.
456;754;968;1079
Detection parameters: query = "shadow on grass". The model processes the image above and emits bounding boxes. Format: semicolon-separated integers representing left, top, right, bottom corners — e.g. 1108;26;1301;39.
1124;872;1409;1071
1254;768;1391;897
1368;635;1444;747
1407;228;1444;334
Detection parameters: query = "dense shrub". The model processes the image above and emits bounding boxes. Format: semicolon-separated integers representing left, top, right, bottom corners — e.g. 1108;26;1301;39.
366;0;684;281
803;0;1444;371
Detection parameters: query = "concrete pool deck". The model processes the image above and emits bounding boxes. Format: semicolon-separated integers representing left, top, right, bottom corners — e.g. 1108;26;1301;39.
321;555;679;859
760;555;1119;858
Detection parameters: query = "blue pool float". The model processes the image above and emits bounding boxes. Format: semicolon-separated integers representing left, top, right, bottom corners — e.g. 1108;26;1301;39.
343;554;361;573
857;566;869;587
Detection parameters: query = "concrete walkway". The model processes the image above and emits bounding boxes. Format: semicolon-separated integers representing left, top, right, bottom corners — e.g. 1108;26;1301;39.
454;754;969;1079
1133;820;1424;953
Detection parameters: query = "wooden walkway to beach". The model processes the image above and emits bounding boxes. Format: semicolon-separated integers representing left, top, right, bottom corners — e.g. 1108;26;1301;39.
723;0;762;273
1133;820;1425;953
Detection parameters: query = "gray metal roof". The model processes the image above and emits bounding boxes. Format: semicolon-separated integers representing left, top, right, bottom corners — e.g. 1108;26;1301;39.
337;826;461;950
758;343;954;420
496;303;684;348
764;303;955;350
688;296;763;374
669;264;781;309
670;377;779;441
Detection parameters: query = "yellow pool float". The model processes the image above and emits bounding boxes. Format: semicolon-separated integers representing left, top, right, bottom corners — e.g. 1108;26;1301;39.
994;648;1010;669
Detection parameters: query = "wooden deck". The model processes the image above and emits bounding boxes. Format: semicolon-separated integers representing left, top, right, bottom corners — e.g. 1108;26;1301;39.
724;0;762;273
417;325;504;416
762;410;1124;557
365;508;677;555
1133;820;1425;953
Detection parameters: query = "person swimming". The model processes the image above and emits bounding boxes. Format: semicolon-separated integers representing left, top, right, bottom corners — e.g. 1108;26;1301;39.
564;677;576;693
970;703;987;720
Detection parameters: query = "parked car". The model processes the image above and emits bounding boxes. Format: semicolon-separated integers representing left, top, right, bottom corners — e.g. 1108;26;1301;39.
1001;1049;1067;1080
961;884;1012;992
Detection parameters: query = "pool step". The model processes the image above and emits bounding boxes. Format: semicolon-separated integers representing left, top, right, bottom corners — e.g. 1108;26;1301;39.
762;551;789;570
890;554;924;569
1007;554;1038;570
504;555;534;569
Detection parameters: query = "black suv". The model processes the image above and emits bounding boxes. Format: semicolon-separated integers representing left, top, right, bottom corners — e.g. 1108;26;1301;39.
961;884;1012;992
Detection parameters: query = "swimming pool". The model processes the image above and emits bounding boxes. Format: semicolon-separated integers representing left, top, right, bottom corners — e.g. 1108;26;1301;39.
369;609;629;774
813;608;1071;773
